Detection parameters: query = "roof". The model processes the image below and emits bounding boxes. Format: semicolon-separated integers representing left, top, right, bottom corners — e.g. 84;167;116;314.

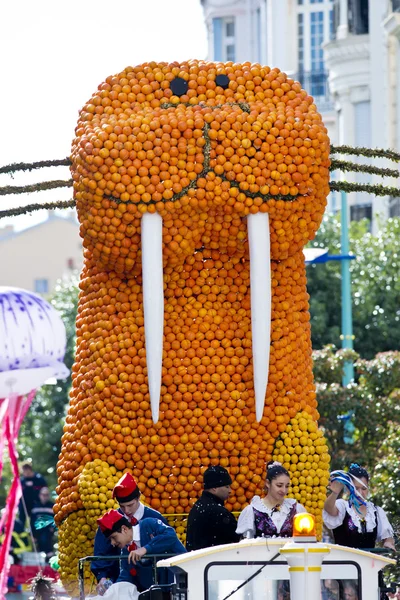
0;214;79;244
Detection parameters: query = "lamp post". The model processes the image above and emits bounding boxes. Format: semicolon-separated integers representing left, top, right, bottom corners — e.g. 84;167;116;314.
340;190;355;386
304;191;355;387
304;192;356;443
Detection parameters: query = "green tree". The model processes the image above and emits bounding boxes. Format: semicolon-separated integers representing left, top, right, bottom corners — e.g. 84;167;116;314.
314;345;400;475
314;345;400;572
307;215;400;358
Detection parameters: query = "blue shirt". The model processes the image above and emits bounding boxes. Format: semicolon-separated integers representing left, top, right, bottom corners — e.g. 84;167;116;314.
117;518;186;591
91;505;168;582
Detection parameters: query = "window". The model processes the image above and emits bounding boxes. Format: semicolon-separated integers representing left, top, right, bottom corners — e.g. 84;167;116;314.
34;279;49;294
206;562;361;600
223;18;236;62
226;44;235;61
330;8;335;38
213;18;223;61
213;17;235;62
389;197;400;217
256;7;262;62
226;20;234;37
350;204;372;223
310;11;324;95
348;0;369;34
298;13;304;74
310;0;324;3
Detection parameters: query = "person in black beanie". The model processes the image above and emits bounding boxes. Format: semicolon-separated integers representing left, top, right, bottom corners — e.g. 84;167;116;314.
186;465;240;551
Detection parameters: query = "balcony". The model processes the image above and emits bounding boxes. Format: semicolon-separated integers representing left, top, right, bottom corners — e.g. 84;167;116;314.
295;71;334;113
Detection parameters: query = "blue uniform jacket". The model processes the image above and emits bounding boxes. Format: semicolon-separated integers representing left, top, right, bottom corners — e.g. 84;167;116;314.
117;518;186;591
91;506;168;582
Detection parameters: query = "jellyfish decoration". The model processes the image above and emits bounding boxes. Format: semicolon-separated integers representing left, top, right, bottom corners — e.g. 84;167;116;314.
0;287;69;597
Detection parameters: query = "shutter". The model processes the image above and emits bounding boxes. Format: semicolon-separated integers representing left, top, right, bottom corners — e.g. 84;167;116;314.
213;18;223;62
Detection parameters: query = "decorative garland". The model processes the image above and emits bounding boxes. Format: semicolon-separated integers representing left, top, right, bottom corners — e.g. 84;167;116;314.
0;200;76;220
330;144;400;162
0;180;72;196
330;181;400;197
0;158;71;176
330;159;399;179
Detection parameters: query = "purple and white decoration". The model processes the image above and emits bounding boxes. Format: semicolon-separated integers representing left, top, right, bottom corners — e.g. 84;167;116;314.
0;287;69;397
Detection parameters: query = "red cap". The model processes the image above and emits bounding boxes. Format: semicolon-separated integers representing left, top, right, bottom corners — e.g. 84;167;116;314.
97;509;128;537
113;473;139;503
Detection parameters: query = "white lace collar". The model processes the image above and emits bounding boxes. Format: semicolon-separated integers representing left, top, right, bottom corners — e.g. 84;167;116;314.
251;495;296;516
346;500;377;530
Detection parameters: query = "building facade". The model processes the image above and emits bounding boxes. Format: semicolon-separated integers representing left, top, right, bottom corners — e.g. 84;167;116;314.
0;212;83;295
200;0;400;229
200;0;336;130
325;0;400;226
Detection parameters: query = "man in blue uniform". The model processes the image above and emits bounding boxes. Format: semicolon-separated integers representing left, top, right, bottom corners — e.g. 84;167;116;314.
91;472;168;593
97;509;186;593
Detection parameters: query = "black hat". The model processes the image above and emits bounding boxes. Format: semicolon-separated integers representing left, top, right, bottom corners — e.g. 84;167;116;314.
203;466;232;489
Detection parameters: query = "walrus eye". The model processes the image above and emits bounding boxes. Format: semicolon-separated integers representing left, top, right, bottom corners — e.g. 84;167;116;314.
170;77;189;96
215;74;230;89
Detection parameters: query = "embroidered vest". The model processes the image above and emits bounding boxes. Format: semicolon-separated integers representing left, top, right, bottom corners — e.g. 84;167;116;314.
332;506;378;549
253;503;297;538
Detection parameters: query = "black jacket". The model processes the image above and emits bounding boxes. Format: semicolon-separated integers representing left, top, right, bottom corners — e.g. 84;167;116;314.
19;473;47;519
186;491;240;551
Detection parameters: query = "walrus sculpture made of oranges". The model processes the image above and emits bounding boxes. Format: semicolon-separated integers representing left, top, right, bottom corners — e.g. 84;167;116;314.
55;60;331;593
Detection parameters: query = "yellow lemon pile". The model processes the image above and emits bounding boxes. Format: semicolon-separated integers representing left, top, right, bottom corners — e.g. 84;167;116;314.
272;410;329;537
58;460;123;593
58;509;97;595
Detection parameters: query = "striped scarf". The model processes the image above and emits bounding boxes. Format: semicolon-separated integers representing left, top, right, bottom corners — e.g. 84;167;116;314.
330;470;367;512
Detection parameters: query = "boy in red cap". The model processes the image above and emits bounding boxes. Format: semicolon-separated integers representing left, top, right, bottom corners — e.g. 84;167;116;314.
96;509;186;593
91;473;168;593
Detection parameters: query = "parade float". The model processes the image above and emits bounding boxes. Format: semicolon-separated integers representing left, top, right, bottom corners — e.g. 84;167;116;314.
55;59;333;593
1;59;399;597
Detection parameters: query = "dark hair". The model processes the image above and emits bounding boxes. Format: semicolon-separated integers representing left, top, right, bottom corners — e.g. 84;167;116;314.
266;461;290;482
104;516;132;538
348;463;369;482
21;462;33;470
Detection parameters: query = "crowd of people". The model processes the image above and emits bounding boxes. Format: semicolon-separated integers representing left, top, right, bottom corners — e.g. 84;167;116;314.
90;461;397;600
4;462;56;562
1;459;396;598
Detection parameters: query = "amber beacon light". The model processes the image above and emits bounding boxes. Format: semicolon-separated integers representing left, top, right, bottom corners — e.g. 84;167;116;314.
293;513;316;538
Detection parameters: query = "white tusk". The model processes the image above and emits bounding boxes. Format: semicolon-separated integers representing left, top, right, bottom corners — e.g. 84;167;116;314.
248;212;271;422
141;212;164;424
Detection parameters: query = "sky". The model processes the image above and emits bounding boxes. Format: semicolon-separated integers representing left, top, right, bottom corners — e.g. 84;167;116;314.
0;0;208;231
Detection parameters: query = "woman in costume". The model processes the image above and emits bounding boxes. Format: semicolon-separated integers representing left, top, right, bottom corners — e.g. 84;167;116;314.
323;463;395;550
236;461;306;539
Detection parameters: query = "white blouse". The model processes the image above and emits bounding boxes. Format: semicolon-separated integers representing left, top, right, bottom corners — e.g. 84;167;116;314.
236;496;306;538
322;499;394;541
